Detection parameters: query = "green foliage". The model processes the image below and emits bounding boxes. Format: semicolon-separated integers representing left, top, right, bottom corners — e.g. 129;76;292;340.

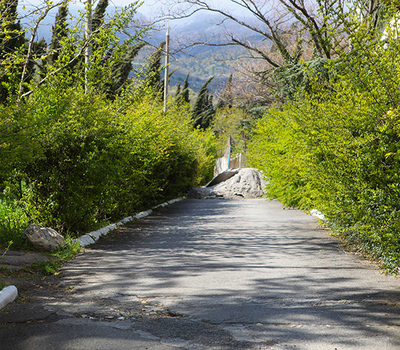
175;73;190;105
0;0;24;56
48;1;69;66
0;0;25;103
92;0;109;33
216;73;233;110
32;237;81;275
103;42;145;99
181;73;190;104
272;58;332;101
143;41;165;94
248;16;400;271
192;77;215;129
0;84;216;238
0;181;30;248
175;81;181;98
0;0;217;249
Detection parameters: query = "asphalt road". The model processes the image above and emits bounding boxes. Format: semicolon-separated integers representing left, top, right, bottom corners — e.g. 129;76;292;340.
1;198;400;350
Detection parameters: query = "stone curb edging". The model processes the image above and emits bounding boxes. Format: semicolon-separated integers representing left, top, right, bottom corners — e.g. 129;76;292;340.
310;209;325;221
72;197;186;248
0;286;18;311
0;197;185;311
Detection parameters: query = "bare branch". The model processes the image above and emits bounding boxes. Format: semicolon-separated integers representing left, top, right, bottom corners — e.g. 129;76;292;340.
18;2;62;98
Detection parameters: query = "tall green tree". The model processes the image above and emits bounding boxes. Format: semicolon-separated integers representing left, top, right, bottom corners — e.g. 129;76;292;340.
175;81;181;97
216;73;233;109
192;77;215;129
0;0;25;103
0;0;24;57
92;0;108;33
48;1;69;66
144;41;166;93
181;73;190;104
103;42;145;98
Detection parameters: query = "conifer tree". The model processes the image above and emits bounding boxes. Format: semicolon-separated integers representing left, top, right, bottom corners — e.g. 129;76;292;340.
216;73;233;109
0;0;25;103
181;73;190;104
92;0;108;33
0;0;24;57
67;0;108;84
174;81;182;104
175;82;181;97
144;41;165;93
192;77;215;129
103;42;145;99
48;1;69;66
202;92;214;128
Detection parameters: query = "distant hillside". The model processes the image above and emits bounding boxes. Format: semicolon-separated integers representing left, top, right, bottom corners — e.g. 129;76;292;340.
143;13;265;93
22;6;262;94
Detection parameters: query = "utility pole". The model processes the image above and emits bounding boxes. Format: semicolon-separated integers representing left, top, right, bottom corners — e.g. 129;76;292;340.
85;0;92;94
163;24;170;113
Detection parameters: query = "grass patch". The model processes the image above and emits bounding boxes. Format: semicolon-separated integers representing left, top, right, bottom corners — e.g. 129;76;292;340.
0;196;29;250
0;237;81;283
21;237;81;276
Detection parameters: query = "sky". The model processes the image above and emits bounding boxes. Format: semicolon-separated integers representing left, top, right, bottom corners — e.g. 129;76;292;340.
20;0;244;39
21;0;239;15
109;0;238;15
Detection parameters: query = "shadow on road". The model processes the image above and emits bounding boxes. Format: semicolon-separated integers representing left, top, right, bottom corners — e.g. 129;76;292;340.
3;199;400;349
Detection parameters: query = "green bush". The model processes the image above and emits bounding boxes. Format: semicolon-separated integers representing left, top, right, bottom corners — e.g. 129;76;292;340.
248;21;400;271
0;196;29;248
0;85;216;239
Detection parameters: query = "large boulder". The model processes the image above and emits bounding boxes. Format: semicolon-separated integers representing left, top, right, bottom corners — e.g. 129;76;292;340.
23;224;65;251
188;168;266;199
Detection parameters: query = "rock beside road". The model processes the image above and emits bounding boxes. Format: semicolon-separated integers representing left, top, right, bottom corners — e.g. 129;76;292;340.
188;168;266;199
23;224;65;251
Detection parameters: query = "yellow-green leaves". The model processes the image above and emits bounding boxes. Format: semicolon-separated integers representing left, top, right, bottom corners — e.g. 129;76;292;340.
248;19;400;272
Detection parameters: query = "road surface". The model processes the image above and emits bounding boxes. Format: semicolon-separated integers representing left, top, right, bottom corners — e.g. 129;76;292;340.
1;198;400;349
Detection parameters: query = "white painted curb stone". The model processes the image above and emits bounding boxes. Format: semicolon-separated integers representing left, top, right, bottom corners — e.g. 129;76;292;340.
73;197;185;247
0;285;18;310
311;209;325;220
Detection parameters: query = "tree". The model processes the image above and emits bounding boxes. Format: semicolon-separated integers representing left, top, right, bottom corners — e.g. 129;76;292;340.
172;0;349;63
356;0;397;32
216;73;233;109
181;73;190;104
144;41;166;93
43;0;146;99
192;76;215;129
174;81;181;102
0;0;24;57
92;0;108;33
167;0;393;105
175;81;181;97
73;0;109;87
48;1;69;66
103;42;145;98
0;0;25;102
174;73;191;105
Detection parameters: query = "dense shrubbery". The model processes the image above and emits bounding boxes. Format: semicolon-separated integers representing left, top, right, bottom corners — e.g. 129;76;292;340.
248;22;400;271
0;85;215;242
0;0;217;249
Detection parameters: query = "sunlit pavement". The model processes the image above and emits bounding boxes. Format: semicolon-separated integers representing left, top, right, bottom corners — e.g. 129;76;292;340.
1;199;400;350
